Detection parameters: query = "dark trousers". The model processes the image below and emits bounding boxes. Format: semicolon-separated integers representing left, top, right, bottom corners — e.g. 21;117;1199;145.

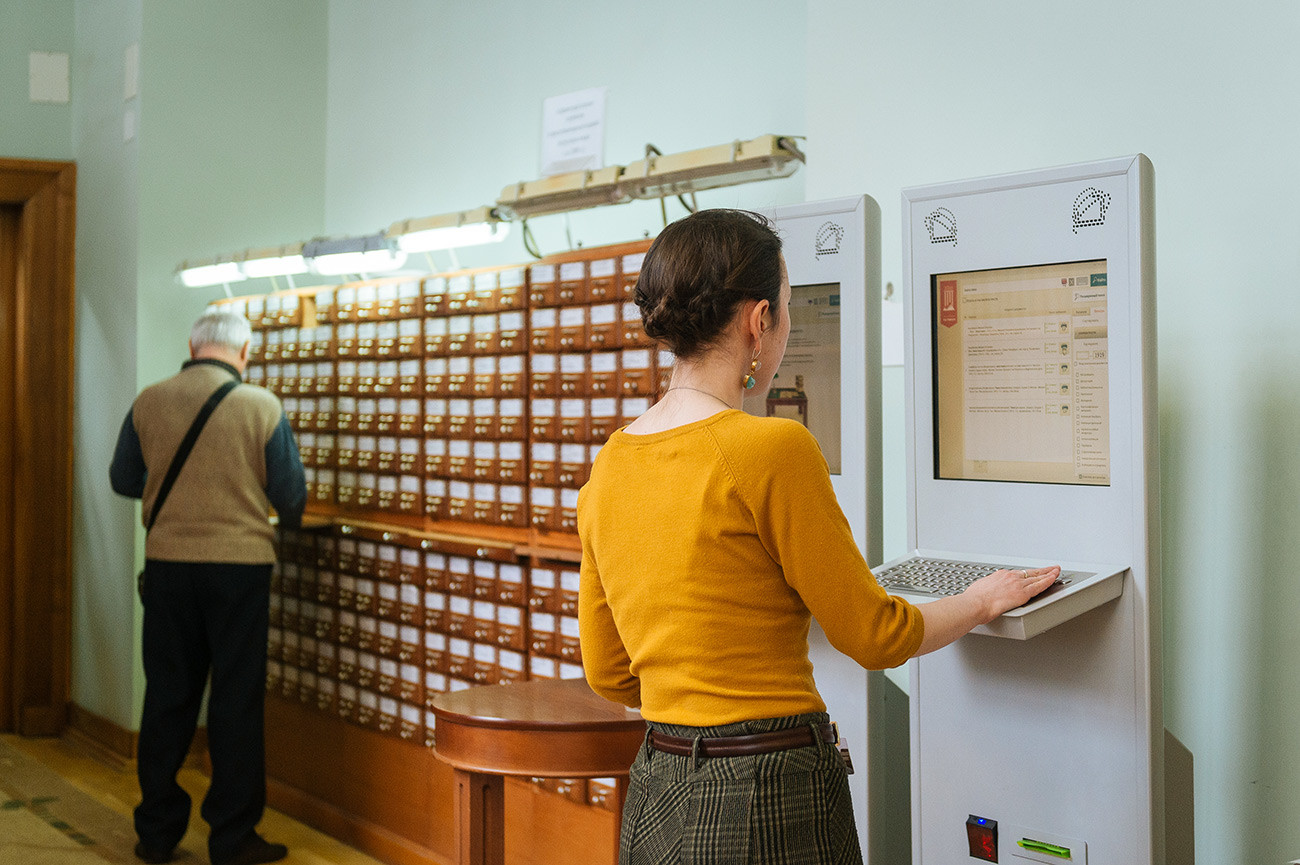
134;559;272;863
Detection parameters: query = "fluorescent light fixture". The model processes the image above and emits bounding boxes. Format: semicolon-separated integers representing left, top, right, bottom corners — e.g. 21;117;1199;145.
388;206;510;253
620;134;805;200
239;243;308;278
177;258;246;288
303;233;407;276
496;165;627;220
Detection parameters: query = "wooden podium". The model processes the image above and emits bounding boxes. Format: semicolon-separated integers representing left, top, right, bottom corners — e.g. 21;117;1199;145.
431;678;646;865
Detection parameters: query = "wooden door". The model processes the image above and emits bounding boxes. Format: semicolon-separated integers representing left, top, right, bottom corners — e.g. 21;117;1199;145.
0;158;76;736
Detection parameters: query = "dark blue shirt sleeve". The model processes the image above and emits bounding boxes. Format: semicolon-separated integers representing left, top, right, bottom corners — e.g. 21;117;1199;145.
265;413;307;530
109;408;147;499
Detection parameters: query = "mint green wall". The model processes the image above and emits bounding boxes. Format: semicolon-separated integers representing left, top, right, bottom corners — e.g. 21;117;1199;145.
137;0;329;383
0;0;74;159
805;2;1300;863
68;0;144;734
322;0;807;261
65;1;329;730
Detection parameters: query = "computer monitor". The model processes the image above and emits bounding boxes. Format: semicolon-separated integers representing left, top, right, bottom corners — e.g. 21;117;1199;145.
931;259;1110;486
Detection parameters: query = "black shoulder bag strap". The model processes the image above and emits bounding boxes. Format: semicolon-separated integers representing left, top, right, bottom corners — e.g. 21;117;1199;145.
145;378;240;531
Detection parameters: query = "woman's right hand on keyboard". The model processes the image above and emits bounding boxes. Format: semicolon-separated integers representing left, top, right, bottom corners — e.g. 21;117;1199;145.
965;566;1062;623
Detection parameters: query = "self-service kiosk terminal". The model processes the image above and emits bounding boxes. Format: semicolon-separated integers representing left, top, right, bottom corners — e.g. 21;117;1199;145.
886;157;1161;863
753;195;883;842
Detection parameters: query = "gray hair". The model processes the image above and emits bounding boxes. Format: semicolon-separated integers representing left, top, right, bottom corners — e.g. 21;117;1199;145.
190;309;252;352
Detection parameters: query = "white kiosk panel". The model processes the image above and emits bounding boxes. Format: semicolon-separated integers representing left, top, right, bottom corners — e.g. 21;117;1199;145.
755;195;882;844
899;157;1160;864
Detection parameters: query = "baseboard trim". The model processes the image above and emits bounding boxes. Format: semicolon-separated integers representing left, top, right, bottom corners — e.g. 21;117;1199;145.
66;703;135;768
266;776;449;865
64;703;210;772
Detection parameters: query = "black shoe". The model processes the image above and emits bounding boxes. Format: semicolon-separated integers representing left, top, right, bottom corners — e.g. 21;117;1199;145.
214;834;288;865
133;841;174;864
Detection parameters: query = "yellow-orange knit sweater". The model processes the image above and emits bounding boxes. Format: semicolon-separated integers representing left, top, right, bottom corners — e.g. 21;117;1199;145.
578;410;924;726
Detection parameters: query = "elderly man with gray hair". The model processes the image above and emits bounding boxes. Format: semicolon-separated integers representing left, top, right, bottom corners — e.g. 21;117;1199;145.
111;308;305;865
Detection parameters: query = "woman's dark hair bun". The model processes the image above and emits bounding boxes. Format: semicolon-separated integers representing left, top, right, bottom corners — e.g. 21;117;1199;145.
634;209;783;359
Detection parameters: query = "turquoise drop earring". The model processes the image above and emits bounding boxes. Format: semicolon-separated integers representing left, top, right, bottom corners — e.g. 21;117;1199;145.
743;358;761;390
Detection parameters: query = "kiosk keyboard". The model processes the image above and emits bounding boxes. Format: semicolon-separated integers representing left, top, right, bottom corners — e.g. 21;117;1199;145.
874;557;1086;598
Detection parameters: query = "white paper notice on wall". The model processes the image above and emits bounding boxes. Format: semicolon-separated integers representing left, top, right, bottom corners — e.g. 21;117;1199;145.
29;52;70;104
540;86;607;177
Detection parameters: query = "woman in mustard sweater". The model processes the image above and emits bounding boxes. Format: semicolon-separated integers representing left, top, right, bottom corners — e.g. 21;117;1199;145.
577;209;1058;864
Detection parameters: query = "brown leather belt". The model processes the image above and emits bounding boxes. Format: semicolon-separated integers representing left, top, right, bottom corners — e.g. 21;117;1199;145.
647;722;838;758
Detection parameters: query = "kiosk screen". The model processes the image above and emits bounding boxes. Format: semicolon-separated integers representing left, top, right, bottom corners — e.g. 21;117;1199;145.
932;260;1109;486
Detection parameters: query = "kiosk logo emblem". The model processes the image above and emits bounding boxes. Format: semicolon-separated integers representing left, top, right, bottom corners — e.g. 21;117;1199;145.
925;207;958;245
814;221;844;257
939;279;958;328
1072;186;1112;233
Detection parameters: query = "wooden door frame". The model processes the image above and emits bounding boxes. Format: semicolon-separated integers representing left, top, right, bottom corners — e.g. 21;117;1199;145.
0;157;76;736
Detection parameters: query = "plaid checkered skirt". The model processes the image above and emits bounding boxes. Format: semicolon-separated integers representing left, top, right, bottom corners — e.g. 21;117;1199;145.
618;712;862;865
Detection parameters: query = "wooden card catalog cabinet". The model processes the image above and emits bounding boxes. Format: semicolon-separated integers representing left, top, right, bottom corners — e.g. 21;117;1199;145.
337;323;359;358
447;357;472;397
530;486;558;531
396;280;420;318
529;263;558;306
447;480;472;521
622;300;650;345
589;303;619;349
498;267;525;310
446;315;473;356
470;271;497;312
472;398;499;439
499;398;526;441
423;316;449;356
621;251;645;298
530;442;558;485
558;261;587;305
424;478;448;520
398;360;422;397
497;310;526;354
447;399;472;438
422;276;448;316
265;329;284;362
530;352;558;396
558;398;590;443
472;314;499;353
558;444;589;488
375;397;398;433
356;322;379;358
559;487;580;532
423;398;448;436
558;305;588;351
355;285;378;321
247;296;267;329
590;351;618;396
589;257;617;303
498;483;527;527
375;283;399;320
446;275;473;314
471;356;497;397
472;482;498;524
497;439;525;484
498;354;526;397
590;398;619;441
376;360;399;396
313;290;334;326
531;307;559;352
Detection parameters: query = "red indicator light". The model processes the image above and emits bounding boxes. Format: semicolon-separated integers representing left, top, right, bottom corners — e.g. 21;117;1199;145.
966;815;998;862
